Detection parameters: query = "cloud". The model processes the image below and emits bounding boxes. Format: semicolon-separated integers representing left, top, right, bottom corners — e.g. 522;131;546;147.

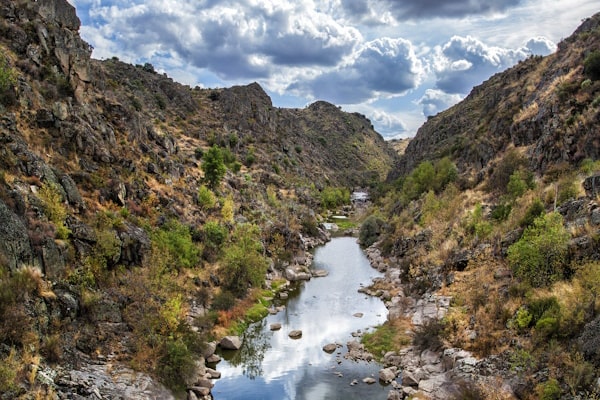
523;36;556;56
288;37;424;104
341;0;523;22
418;89;463;116
78;0;361;80
432;35;532;94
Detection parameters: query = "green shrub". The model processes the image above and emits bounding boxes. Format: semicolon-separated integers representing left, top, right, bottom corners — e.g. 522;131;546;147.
467;203;492;240
153;220;200;271
584;50;600;81
359;215;385;247
158;337;196;390
198;185;216;209
488;150;528;194
519;198;545;228
320;186;350;210
508;212;570;287
222;224;268;297
212;291;236;311
38;183;71;239
535;378;562;400
201;145;227;189
507;169;534;199
491;202;512;222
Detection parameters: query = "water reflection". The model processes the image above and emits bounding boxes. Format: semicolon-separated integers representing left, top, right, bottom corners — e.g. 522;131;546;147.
212;237;389;400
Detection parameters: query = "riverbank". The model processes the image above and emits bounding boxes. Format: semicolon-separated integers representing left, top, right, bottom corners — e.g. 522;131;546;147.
362;245;518;400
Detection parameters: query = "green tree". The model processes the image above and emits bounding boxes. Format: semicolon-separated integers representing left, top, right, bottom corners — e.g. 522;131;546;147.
222;224;268;297
201;145;226;189
507;212;570;287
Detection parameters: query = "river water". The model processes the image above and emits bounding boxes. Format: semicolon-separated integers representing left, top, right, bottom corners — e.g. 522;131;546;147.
211;236;389;400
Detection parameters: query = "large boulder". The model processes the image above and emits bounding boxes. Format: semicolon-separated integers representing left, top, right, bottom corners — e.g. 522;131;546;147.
0;199;35;271
219;336;242;350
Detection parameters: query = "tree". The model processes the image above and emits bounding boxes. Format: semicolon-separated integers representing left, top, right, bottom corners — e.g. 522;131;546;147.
201;145;226;189
507;212;570;287
222;224;268;297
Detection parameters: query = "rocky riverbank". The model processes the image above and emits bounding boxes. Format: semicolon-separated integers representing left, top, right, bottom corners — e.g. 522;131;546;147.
363;245;517;400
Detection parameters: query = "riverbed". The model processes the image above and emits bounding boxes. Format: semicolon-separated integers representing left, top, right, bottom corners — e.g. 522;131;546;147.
211;236;389;400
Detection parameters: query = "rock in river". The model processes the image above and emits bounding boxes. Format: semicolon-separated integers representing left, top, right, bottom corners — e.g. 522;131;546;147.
219;336;242;350
288;330;302;339
323;343;337;353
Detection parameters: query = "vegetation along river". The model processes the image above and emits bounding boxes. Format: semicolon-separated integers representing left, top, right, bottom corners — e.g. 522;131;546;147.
211;236;390;399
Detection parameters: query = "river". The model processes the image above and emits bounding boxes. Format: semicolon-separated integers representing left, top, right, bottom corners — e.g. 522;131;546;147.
211;236;390;400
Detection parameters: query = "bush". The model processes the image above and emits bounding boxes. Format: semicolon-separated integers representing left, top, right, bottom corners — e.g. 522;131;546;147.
222;224;268;297
519;198;545;228
38;183;71;239
0;57;17;106
488;150;528;194
212;291;236;311
584;50;600;81
507;212;570;287
198;185;216;209
201;145;226;189
535;378;562;400
320;186;350;210
153;220;200;271
359;215;385;247
158;337;197;390
413;319;445;351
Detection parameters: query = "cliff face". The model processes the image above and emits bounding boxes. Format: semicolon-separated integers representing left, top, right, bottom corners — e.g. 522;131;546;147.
0;0;397;397
392;13;600;184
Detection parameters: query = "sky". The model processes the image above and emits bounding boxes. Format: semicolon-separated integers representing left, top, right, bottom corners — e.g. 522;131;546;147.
67;0;598;139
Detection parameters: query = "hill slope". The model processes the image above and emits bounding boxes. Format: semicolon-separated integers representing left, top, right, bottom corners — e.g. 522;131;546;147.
363;12;600;400
0;0;397;397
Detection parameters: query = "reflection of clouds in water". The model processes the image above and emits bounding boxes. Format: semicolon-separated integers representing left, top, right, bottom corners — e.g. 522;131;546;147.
212;237;388;399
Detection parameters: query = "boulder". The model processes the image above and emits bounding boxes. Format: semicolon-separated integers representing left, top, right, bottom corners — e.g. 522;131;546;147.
270;323;282;331
202;342;217;359
379;368;397;383
363;377;376;384
323;343;337;353
219;336;242;350
206;368;221;379
0;199;35;271
206;354;221;364
288;330;302;339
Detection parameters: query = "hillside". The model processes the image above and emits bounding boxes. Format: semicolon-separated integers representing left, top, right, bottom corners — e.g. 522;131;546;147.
391;14;600;185
361;12;600;400
0;0;397;398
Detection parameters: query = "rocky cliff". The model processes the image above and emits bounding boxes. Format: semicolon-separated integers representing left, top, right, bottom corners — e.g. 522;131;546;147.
0;0;397;398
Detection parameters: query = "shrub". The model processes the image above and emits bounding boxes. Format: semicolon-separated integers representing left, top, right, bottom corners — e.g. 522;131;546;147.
38;183;71;239
535;378;562;400
158;337;197;390
488;150;528;193
201;145;226;189
212;291;236;311
221;224;268;297
519;198;545;228
152;220;200;271
491;202;512;222
359;215;385;247
320;186;350;210
413;319;445;351
0;57;17;106
507;169;534;199
584;50;600;81
507;212;570;287
198;185;216;209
